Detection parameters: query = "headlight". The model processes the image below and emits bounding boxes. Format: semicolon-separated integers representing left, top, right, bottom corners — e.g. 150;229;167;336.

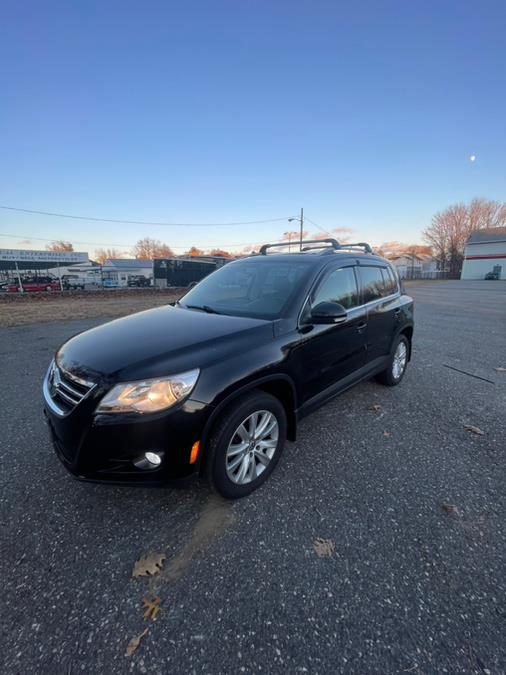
96;369;199;414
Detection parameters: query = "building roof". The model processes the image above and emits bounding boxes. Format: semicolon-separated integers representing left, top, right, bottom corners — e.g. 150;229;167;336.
390;254;424;262
104;258;153;269
390;254;435;263
467;227;506;245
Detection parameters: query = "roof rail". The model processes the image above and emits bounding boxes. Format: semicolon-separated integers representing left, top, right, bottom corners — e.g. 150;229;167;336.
259;238;340;255
337;242;373;254
301;245;335;252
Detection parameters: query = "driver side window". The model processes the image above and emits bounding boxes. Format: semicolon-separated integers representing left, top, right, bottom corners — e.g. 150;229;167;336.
312;266;359;309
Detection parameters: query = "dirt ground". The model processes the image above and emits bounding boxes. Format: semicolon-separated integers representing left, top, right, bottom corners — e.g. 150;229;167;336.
0;288;185;328
0;280;434;328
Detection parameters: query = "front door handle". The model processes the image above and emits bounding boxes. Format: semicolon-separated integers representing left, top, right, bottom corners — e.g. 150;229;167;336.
356;321;367;333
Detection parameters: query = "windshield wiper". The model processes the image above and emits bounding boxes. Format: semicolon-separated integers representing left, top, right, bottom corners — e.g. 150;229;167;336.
184;304;221;315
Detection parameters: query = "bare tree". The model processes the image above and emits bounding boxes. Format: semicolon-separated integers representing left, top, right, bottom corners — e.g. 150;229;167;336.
46;240;74;252
423;198;506;276
240;244;260;255
378;241;432;258
132;237;174;259
468;197;506;230
94;247;125;264
184;246;204;257
208;248;232;258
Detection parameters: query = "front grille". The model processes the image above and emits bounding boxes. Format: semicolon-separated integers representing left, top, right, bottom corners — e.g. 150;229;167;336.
47;361;95;414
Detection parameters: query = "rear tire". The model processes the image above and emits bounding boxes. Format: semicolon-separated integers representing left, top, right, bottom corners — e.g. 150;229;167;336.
376;334;409;386
206;391;287;499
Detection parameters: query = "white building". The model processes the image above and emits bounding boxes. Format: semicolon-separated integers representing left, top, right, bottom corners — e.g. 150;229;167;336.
102;258;153;287
461;228;506;280
0;248;90;284
390;254;439;279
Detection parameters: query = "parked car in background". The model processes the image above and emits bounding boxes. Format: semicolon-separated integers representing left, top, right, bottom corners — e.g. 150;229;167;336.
43;239;414;499
7;276;61;292
62;275;86;290
127;274;151;287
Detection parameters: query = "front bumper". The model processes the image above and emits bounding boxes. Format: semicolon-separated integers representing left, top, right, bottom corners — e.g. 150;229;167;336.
43;370;212;485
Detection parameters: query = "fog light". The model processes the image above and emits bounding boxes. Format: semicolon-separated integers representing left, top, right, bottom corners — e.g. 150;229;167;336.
145;451;162;467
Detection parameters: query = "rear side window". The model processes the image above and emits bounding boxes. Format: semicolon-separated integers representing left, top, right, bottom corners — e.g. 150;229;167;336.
312;266;359;309
359;266;388;302
381;266;398;295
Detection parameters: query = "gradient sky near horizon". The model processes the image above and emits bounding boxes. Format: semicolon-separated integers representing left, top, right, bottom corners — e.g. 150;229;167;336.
1;0;505;254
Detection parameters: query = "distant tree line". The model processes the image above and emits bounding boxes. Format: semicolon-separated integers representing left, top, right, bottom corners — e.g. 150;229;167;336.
46;198;506;274
93;238;236;264
423;198;506;276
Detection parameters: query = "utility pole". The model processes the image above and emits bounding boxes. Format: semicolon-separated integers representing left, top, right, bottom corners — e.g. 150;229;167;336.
14;261;24;293
299;207;304;251
287;208;304;252
283;231;293;253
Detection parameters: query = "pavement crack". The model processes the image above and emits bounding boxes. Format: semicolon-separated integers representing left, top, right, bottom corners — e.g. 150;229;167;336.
443;364;495;384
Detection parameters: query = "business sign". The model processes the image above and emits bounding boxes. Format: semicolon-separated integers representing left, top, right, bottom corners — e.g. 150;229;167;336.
0;249;89;263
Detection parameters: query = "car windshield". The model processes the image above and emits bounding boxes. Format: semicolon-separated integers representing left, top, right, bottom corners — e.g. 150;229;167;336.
179;257;315;320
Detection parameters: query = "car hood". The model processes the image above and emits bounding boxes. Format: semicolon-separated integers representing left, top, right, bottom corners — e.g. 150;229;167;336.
56;305;273;383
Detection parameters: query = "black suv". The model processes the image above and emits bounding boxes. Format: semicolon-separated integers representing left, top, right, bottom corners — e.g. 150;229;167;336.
43;239;414;498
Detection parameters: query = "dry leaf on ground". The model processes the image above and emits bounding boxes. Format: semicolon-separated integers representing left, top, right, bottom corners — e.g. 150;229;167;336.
441;503;461;517
313;538;336;558
369;404;382;413
143;596;162;621
464;425;485;436
125;628;149;657
133;552;166;578
494;367;506;373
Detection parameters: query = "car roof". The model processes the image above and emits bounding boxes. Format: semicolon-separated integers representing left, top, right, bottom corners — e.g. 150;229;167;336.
243;238;391;268
239;250;389;268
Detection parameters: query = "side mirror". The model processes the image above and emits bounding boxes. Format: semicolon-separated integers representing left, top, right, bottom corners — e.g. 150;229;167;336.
310;301;347;324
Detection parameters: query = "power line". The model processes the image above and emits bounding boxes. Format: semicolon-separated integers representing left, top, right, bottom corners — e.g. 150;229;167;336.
304;216;334;237
0;205;293;227
0;231;286;250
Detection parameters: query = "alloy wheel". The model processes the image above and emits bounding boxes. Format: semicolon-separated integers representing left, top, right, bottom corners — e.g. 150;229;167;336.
392;341;407;379
225;410;279;484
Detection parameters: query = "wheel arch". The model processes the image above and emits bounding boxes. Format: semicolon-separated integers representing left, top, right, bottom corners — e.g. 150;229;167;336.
399;324;414;360
199;375;298;473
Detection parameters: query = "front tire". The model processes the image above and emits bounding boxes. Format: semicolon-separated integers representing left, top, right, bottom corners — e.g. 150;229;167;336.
376;334;409;386
206;391;287;499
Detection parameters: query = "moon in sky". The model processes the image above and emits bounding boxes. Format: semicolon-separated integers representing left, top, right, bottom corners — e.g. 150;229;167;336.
469;155;476;162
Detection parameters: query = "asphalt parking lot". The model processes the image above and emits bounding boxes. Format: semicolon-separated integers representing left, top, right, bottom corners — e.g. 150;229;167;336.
1;280;505;674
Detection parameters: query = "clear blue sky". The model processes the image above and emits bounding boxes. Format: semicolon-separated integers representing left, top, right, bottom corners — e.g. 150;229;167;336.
1;0;505;254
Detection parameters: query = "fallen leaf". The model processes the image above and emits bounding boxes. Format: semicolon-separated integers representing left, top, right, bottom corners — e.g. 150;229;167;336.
313;538;335;558
383;431;392;438
125;628;149;657
494;367;506;373
464;425;485;436
369;404;382;413
143;596;162;621
441;503;461;517
133;552;166;578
